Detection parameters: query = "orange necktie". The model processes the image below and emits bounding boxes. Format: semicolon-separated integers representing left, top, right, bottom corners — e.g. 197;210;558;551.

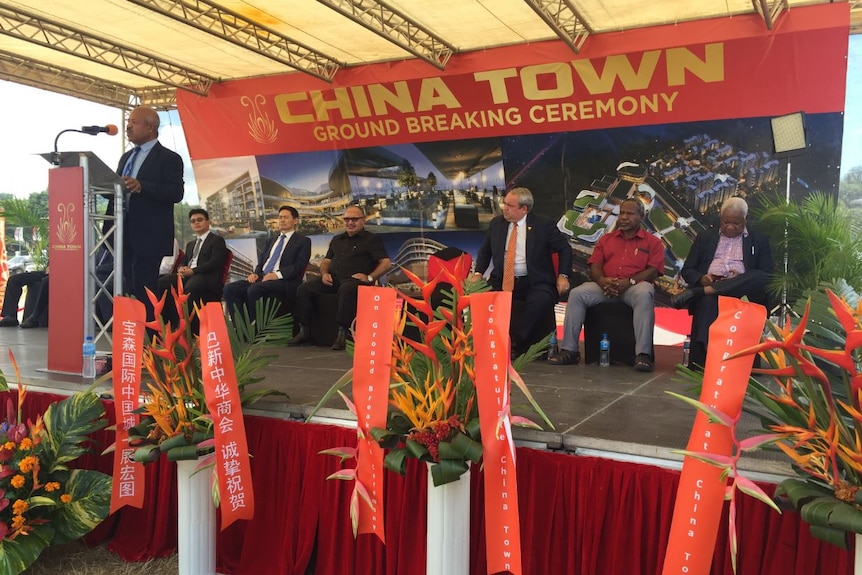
502;223;517;292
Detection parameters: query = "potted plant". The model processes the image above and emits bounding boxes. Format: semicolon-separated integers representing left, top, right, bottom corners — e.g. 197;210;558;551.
125;283;290;464
0;355;111;574
311;256;553;575
673;281;862;571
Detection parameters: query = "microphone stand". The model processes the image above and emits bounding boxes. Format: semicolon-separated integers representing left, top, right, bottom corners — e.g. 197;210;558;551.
52;128;89;166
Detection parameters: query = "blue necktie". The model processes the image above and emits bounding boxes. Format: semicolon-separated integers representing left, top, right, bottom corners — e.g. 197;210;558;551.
262;234;285;274
122;146;142;177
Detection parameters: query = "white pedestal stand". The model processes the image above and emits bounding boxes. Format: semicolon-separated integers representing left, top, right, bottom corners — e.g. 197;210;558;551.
426;465;470;575
176;459;217;575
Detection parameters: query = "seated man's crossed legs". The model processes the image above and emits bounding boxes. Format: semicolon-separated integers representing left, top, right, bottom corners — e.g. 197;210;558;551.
549;280;655;372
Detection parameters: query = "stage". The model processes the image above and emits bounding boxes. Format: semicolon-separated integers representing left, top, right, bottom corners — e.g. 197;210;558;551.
0;327;852;574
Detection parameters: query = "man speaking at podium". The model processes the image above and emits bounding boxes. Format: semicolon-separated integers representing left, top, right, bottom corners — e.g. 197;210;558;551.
110;106;184;319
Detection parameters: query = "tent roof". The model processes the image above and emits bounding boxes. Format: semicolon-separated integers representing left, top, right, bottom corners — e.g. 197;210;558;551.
0;0;855;110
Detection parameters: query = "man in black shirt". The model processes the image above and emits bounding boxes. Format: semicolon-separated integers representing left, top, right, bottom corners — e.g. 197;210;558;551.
288;205;391;350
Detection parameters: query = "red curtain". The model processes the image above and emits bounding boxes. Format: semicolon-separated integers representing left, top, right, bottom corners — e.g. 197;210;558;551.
20;391;852;575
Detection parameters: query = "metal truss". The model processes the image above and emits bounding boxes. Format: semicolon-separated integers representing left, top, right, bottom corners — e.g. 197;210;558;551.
0;4;214;95
132;85;178;110
128;0;342;83
0;50;136;108
851;1;862;35
524;0;591;54
318;0;455;70
751;0;788;31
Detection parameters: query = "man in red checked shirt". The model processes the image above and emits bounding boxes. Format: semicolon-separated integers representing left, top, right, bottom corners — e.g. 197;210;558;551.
549;198;665;372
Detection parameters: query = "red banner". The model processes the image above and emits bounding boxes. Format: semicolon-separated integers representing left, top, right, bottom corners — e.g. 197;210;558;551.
199;303;255;530
47;166;85;374
110;296;146;513
471;291;522;575
177;4;847;159
351;286;396;541
661;297;766;574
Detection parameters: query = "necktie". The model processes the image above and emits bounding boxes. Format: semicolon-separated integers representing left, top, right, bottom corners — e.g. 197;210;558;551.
502;223;517;292
191;238;202;264
262;234;285;274
122;146;142;177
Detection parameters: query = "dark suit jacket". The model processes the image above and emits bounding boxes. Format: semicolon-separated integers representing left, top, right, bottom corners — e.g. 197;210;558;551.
113;141;184;258
256;233;312;284
476;212;572;290
183;233;229;294
680;227;774;304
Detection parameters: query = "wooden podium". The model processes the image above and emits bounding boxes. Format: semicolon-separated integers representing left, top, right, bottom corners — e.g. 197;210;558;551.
43;152;124;375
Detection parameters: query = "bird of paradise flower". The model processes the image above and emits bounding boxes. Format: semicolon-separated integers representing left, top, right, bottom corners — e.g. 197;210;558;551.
312;254;553;535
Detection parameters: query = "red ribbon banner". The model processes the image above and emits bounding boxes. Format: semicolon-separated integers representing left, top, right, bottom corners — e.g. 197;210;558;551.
110;296;146;513
662;297;767;574
199;302;255;530
471;291;523;575
351;286;397;541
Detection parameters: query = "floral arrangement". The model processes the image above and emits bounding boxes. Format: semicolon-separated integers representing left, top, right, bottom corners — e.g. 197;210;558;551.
0;353;111;574
125;280;289;464
673;282;862;571
313;255;552;495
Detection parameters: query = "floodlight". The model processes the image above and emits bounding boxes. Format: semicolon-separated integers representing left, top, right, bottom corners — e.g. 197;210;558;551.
770;112;807;156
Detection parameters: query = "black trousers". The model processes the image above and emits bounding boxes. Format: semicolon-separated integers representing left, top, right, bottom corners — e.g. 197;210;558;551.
1;271;47;320
510;275;557;348
294;277;362;329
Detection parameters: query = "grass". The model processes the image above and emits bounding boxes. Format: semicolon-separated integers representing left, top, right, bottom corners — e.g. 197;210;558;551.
23;542;178;574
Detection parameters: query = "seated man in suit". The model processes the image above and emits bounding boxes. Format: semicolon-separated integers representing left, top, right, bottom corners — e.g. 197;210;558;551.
550;198;664;372
672;197;774;368
223;205;311;323
473;187;572;358
288;205;391;351
156;208;228;323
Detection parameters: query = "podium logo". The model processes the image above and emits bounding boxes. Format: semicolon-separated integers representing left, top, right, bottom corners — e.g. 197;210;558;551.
54;203;79;250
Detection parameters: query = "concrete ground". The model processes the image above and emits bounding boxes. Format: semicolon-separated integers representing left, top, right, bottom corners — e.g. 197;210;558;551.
0;326;789;478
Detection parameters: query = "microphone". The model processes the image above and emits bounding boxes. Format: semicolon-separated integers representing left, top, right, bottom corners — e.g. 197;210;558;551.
80;125;118;136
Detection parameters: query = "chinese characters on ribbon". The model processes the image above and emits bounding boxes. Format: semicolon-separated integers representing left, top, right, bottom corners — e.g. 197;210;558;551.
199;302;255;529
110;297;145;513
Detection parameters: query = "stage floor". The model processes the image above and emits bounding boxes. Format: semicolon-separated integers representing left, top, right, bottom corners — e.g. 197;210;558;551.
0;326;789;477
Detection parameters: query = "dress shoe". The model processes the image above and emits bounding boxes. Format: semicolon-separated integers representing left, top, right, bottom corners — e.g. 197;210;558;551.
0;317;18;327
331;327;348;351
548;349;580;365
19;319;37;329
287;325;311;346
671;289;695;309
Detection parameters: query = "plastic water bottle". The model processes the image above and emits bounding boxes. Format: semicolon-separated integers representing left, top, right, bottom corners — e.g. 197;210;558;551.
599;333;610;367
82;336;96;379
548;330;558;360
682;334;691;367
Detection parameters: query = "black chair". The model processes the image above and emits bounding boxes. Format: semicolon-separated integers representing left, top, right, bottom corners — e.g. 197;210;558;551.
583;302;641;366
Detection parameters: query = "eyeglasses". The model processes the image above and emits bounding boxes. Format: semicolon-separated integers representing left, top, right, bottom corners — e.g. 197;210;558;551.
343;217;364;222
189;217;206;223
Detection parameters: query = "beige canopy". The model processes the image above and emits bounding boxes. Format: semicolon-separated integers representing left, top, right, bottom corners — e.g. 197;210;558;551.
0;0;856;110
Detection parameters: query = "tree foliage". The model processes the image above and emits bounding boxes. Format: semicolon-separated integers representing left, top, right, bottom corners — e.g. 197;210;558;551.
397;161;417;192
755;191;862;305
1;196;49;268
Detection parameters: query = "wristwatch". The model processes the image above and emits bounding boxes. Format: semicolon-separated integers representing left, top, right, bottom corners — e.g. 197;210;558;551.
367;275;374;283
629;278;637;286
